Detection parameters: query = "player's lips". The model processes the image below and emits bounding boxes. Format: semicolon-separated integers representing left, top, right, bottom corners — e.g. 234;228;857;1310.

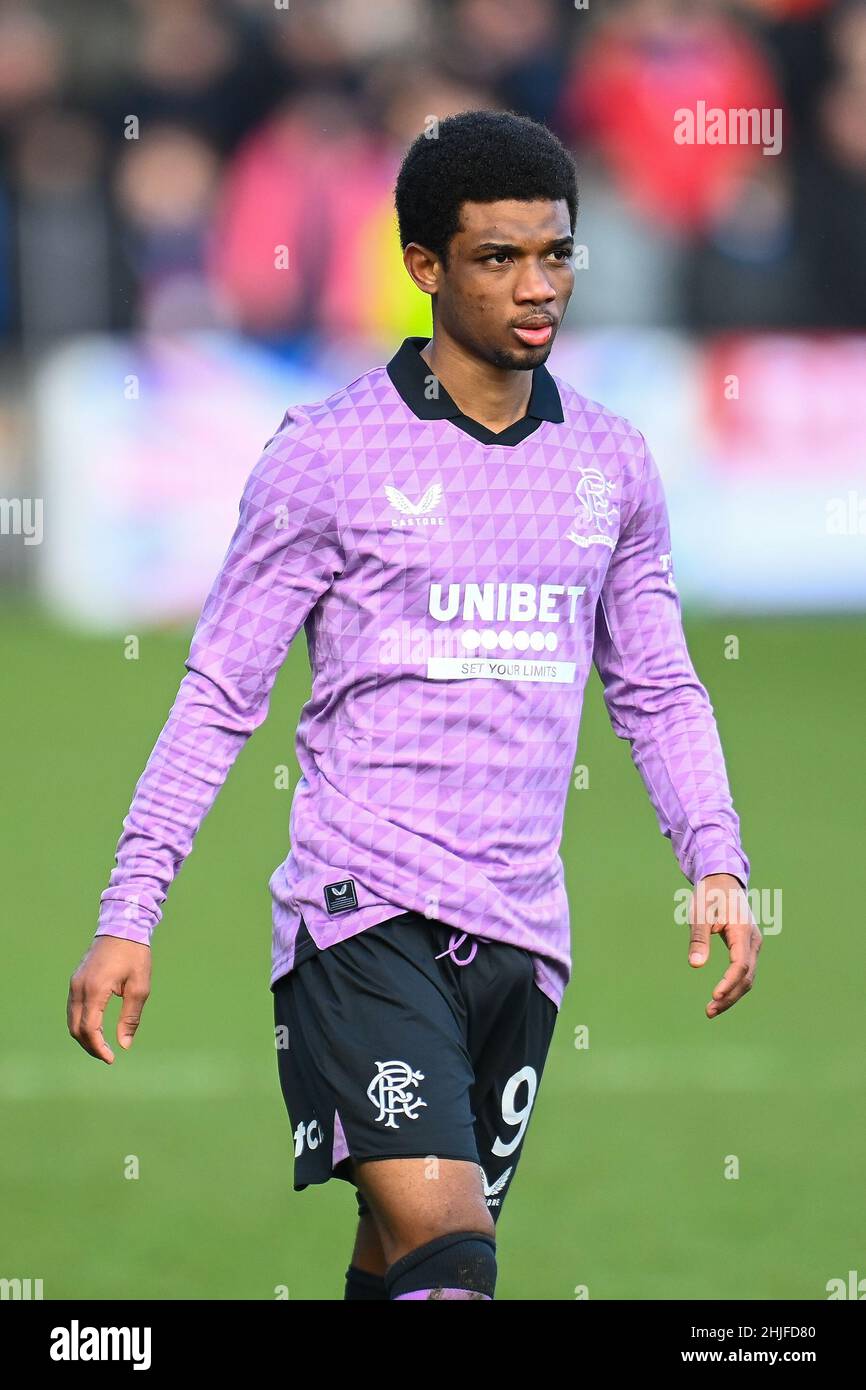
512;320;555;347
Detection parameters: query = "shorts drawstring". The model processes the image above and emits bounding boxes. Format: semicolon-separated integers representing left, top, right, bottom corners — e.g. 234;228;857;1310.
434;930;479;967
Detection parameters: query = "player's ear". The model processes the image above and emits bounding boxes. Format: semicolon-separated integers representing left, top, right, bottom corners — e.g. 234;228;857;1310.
402;242;440;298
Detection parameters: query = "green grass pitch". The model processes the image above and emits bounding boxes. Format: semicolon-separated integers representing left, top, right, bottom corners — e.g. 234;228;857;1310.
3;601;864;1299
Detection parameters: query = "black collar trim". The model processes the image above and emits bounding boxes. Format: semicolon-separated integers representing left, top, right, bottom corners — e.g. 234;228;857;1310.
386;336;564;447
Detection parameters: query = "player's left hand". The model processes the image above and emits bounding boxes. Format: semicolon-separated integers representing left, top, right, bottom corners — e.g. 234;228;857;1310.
687;873;761;1019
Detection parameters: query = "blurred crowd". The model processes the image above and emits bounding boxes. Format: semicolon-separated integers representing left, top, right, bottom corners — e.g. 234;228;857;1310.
1;0;864;356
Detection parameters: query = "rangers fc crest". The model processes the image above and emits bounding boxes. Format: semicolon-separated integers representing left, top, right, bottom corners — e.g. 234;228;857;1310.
367;1059;427;1128
565;467;619;550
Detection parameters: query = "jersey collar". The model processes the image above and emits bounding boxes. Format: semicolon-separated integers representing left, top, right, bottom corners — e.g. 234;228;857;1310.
386;335;564;447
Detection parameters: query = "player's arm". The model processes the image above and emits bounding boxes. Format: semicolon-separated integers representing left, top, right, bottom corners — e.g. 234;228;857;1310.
68;409;344;1061
591;432;760;1019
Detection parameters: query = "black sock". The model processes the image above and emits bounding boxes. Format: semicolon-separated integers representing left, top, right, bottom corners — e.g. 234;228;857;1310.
344;1263;388;1301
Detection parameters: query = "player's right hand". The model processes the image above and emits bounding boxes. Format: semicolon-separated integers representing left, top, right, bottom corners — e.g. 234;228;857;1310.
67;936;152;1064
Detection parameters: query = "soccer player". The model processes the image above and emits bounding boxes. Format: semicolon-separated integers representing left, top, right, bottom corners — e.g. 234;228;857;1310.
68;110;761;1302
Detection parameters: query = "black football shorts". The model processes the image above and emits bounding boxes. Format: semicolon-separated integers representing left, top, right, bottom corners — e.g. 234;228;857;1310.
272;910;558;1222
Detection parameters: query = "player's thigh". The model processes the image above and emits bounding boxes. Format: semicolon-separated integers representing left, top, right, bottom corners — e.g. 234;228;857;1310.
350;1155;493;1265
470;966;558;1223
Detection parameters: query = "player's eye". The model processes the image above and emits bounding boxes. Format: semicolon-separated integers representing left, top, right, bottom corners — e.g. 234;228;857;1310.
483;252;511;264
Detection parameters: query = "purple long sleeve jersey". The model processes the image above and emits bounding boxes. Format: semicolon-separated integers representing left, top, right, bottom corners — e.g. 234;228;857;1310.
96;336;750;1010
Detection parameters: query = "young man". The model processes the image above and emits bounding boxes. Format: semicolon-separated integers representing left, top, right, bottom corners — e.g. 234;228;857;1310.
68;110;760;1302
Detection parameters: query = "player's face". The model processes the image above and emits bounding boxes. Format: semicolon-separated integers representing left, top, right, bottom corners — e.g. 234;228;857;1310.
436;198;575;370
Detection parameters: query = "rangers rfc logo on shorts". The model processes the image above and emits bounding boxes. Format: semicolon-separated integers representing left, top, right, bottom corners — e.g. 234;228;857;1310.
367;1059;427;1128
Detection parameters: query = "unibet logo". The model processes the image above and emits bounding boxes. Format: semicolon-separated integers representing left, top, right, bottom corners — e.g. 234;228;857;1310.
429;581;585;624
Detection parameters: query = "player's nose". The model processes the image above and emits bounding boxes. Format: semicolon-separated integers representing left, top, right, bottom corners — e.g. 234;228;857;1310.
514;262;559;304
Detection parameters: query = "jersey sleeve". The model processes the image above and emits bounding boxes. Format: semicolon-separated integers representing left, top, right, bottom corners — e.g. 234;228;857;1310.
95;409;344;945
592;432;750;890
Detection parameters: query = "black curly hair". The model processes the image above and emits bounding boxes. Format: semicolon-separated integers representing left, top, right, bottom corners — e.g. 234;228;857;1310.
394;109;578;269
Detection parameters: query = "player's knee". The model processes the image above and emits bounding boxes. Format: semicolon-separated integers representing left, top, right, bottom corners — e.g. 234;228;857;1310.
383;1230;497;1301
394;1198;495;1257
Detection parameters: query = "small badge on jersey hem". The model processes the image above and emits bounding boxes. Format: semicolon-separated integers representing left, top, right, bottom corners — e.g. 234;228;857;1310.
323;879;359;914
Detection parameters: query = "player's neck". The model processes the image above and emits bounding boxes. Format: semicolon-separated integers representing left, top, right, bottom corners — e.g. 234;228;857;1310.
419;333;532;434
